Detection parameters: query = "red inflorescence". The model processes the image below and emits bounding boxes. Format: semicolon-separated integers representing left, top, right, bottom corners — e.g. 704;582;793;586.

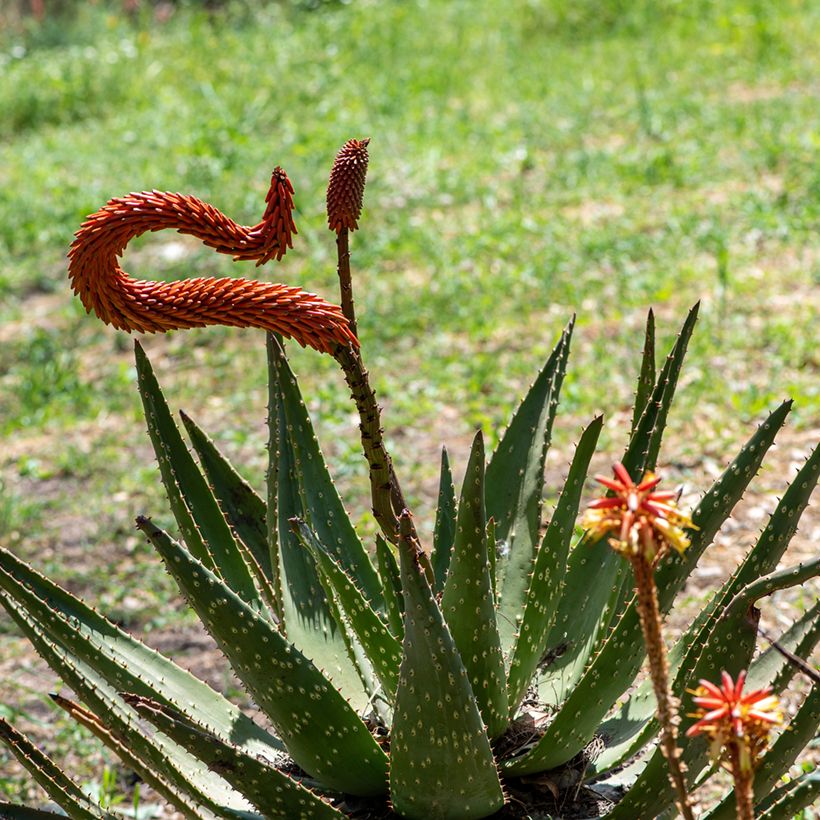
687;669;782;768
326;138;370;233
581;461;695;562
67;168;357;354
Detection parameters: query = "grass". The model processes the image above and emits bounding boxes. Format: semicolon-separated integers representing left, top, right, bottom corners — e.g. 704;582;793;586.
0;0;817;806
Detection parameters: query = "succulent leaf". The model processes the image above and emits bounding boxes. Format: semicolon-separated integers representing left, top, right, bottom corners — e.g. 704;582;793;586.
604;558;820;818
0;719;109;820
267;335;382;605
180;410;271;581
137;516;389;796
594;598;820;777
630;307;656;435
547;398;793;731
124;695;344;819
599;304;701;634
0;545;284;762
755;770;820;819
431;446;457;593
625;302;698;477
266;335;386;707
0;806;82;819
540;309;699;708
592;444;818;775
0;596;236;817
48;693;238;820
506;415;603;712
488;319;573;653
293;519;402;700
135;342;260;606
390;513;505;819
375;533;403;638
267;350;369;706
675;432;817;644
441;431;509;738
514;401;794;774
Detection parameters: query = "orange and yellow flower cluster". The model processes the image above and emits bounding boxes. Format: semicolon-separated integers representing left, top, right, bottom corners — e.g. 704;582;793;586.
581;462;695;562
687;670;782;773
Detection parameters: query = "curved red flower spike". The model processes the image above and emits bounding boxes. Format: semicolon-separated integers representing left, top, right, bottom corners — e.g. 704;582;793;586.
68;168;357;354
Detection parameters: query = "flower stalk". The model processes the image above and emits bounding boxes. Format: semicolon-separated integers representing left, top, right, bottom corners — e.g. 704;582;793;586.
582;462;696;820
326;139;432;581
630;551;693;820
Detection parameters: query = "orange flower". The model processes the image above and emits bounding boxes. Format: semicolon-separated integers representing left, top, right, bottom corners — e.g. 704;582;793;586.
686;670;782;772
581;462;695;561
68;168;357;354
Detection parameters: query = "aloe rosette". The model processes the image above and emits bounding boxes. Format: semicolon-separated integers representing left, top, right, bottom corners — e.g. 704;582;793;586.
1;144;818;819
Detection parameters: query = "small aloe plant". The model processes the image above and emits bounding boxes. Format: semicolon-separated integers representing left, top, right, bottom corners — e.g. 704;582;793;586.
0;141;817;819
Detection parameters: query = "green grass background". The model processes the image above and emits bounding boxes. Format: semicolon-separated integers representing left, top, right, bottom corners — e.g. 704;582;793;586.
0;0;817;802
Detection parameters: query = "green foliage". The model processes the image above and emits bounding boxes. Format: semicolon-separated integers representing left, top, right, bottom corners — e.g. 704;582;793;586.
1;306;816;817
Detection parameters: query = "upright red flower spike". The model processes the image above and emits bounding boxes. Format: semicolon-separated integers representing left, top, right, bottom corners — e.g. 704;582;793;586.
326;138;370;233
67;168;357;354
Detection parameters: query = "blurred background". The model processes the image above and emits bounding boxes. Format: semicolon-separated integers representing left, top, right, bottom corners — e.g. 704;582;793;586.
0;0;817;808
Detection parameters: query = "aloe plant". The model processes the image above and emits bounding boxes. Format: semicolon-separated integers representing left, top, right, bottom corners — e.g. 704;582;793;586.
1;142;817;819
1;310;817;819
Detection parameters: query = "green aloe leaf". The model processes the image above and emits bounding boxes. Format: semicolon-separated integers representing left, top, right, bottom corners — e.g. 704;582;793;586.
674;432;817;643
270;389;369;705
375;534;403;638
506;415;603;712
135;342;259;606
488;319;573;653
390;512;505;819
540;308;699;707
0;545;284;762
441;431;509;738
137;516;388;796
266;335;382;708
293;520;402;700
0;597;237;818
431;447;457;593
594;598;820;778
486;516;497;601
704;683;820;820
604;557;820;818
0;719;109;820
517;400;793;773
626;302;698;476
756;769;820;819
268;335;382;605
180;410;271;581
48;693;232;820
601;304;700;632
593;441;819;775
0;806;78;819
630;307;656;435
124;695;344;819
